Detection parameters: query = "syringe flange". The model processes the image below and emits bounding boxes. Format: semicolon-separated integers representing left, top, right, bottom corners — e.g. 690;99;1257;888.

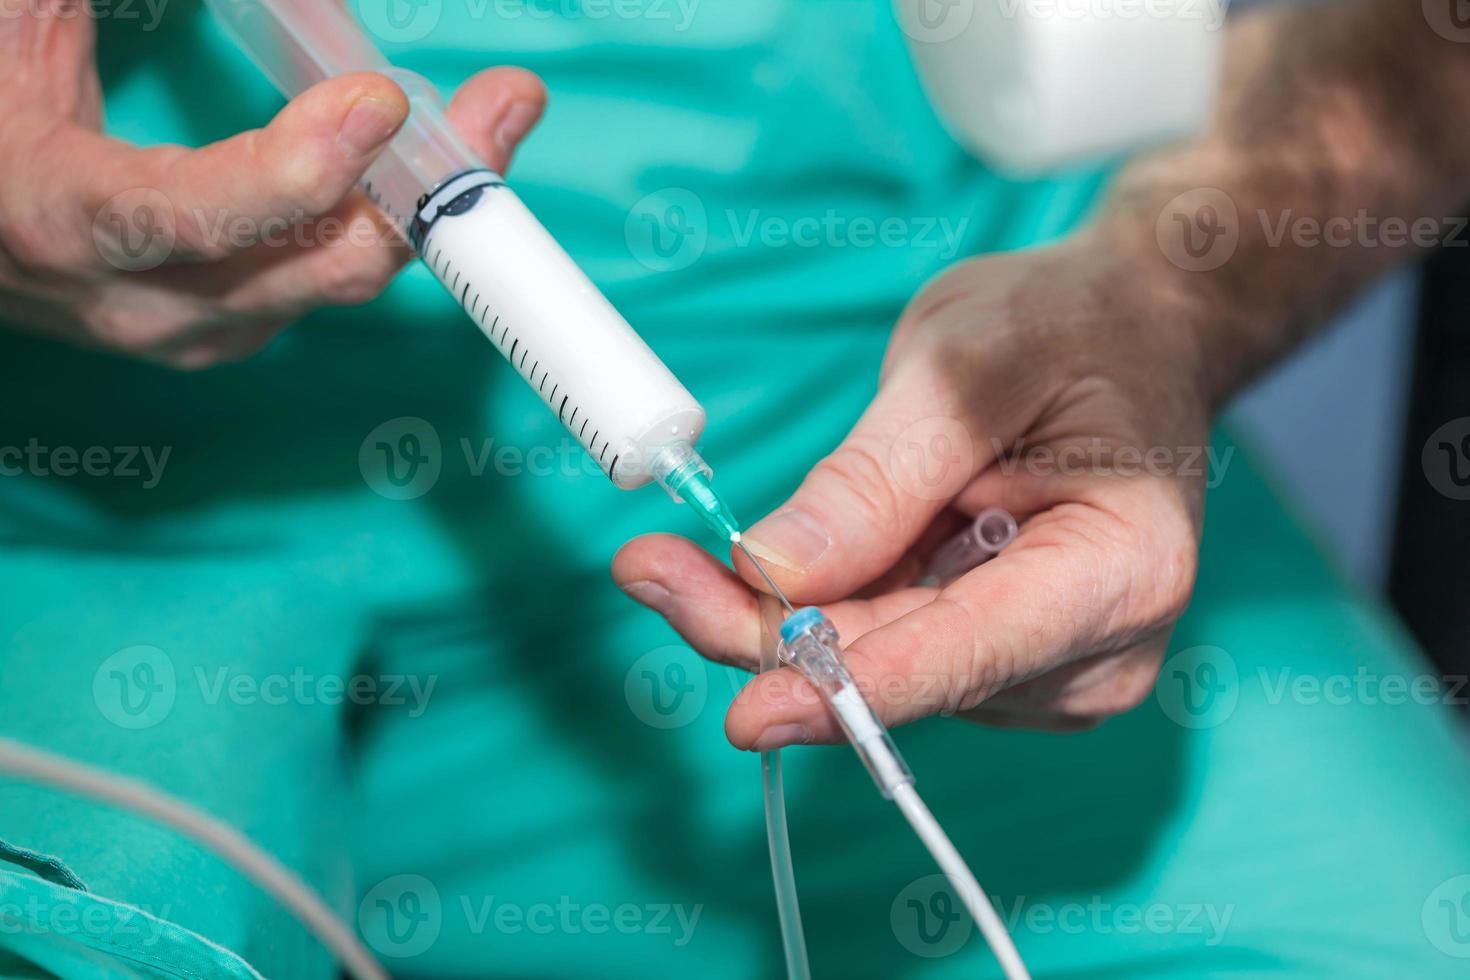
408;169;506;252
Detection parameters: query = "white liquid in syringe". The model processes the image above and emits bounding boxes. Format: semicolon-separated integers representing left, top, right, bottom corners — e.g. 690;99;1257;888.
408;171;706;490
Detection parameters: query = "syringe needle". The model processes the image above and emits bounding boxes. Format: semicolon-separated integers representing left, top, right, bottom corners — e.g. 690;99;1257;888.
734;533;797;616
653;459;797;615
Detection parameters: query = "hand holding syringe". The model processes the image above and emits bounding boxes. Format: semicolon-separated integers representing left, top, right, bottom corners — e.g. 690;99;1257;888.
207;0;733;509
208;4;1030;976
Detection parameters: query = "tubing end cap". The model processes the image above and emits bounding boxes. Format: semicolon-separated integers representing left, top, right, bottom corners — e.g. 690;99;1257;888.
779;607;825;645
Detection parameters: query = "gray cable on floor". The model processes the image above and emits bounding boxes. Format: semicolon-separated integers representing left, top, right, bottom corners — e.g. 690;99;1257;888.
0;737;387;980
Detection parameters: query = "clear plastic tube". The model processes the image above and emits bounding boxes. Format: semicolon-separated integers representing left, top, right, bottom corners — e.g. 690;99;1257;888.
775;608;1031;980
918;508;1019;588
203;0;482;233
892;782;1031;980
760;632;811;980
778;609;913;798
0;738;385;980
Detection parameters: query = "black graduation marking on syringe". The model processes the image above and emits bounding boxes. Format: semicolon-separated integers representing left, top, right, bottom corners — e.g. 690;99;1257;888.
412;168;611;474
362;180;397;224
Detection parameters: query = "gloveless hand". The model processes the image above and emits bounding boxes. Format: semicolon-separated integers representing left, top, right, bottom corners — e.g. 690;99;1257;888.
615;235;1209;747
0;1;544;367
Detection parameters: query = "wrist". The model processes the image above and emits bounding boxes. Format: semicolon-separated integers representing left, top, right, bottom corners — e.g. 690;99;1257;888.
1037;225;1217;419
1079;200;1259;415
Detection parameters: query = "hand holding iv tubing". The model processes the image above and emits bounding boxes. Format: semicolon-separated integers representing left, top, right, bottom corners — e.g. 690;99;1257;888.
637;487;1031;978
616;243;1207;744
729;513;1028;978
769;505;1016;798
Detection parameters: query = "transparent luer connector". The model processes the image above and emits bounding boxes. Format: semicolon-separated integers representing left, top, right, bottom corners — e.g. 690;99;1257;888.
650;443;740;542
778;608;913;798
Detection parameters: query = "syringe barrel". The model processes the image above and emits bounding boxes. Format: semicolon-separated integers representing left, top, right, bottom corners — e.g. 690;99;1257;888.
414;178;706;488
207;0;706;489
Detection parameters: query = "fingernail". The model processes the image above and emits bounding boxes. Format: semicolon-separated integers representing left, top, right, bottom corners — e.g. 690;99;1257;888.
751;723;810;752
620;580;673;616
495;100;541;154
338;97;404;158
744;510;830;572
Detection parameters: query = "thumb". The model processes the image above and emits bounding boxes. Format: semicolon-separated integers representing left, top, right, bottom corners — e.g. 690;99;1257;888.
76;72;410;266
738;358;992;601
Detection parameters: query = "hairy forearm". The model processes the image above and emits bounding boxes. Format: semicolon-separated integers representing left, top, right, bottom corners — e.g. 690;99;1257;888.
1095;0;1470;408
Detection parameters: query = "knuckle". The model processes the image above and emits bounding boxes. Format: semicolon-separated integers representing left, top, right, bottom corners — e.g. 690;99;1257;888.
276;150;343;216
210;336;274;367
1104;663;1160;716
317;254;390;306
811;437;905;534
175;225;232;263
156;350;216;371
1116;487;1199;628
2;216;89;276
154;323;280;371
241;124;341;219
1;221;49;273
1074;644;1166;719
1149;516;1199;625
85;304;183;357
940;597;1007;713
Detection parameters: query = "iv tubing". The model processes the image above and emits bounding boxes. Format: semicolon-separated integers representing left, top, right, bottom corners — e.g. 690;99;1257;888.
760;633;811;979
0;737;385;980
892;781;1030;980
777;606;1032;980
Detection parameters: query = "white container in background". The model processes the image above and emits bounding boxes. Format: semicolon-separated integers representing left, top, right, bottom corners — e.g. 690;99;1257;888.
897;0;1227;173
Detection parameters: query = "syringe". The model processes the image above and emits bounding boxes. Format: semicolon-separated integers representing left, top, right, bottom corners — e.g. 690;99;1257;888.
205;0;735;523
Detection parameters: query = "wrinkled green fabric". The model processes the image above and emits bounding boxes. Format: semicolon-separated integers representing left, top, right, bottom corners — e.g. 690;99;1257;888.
1;2;1468;977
